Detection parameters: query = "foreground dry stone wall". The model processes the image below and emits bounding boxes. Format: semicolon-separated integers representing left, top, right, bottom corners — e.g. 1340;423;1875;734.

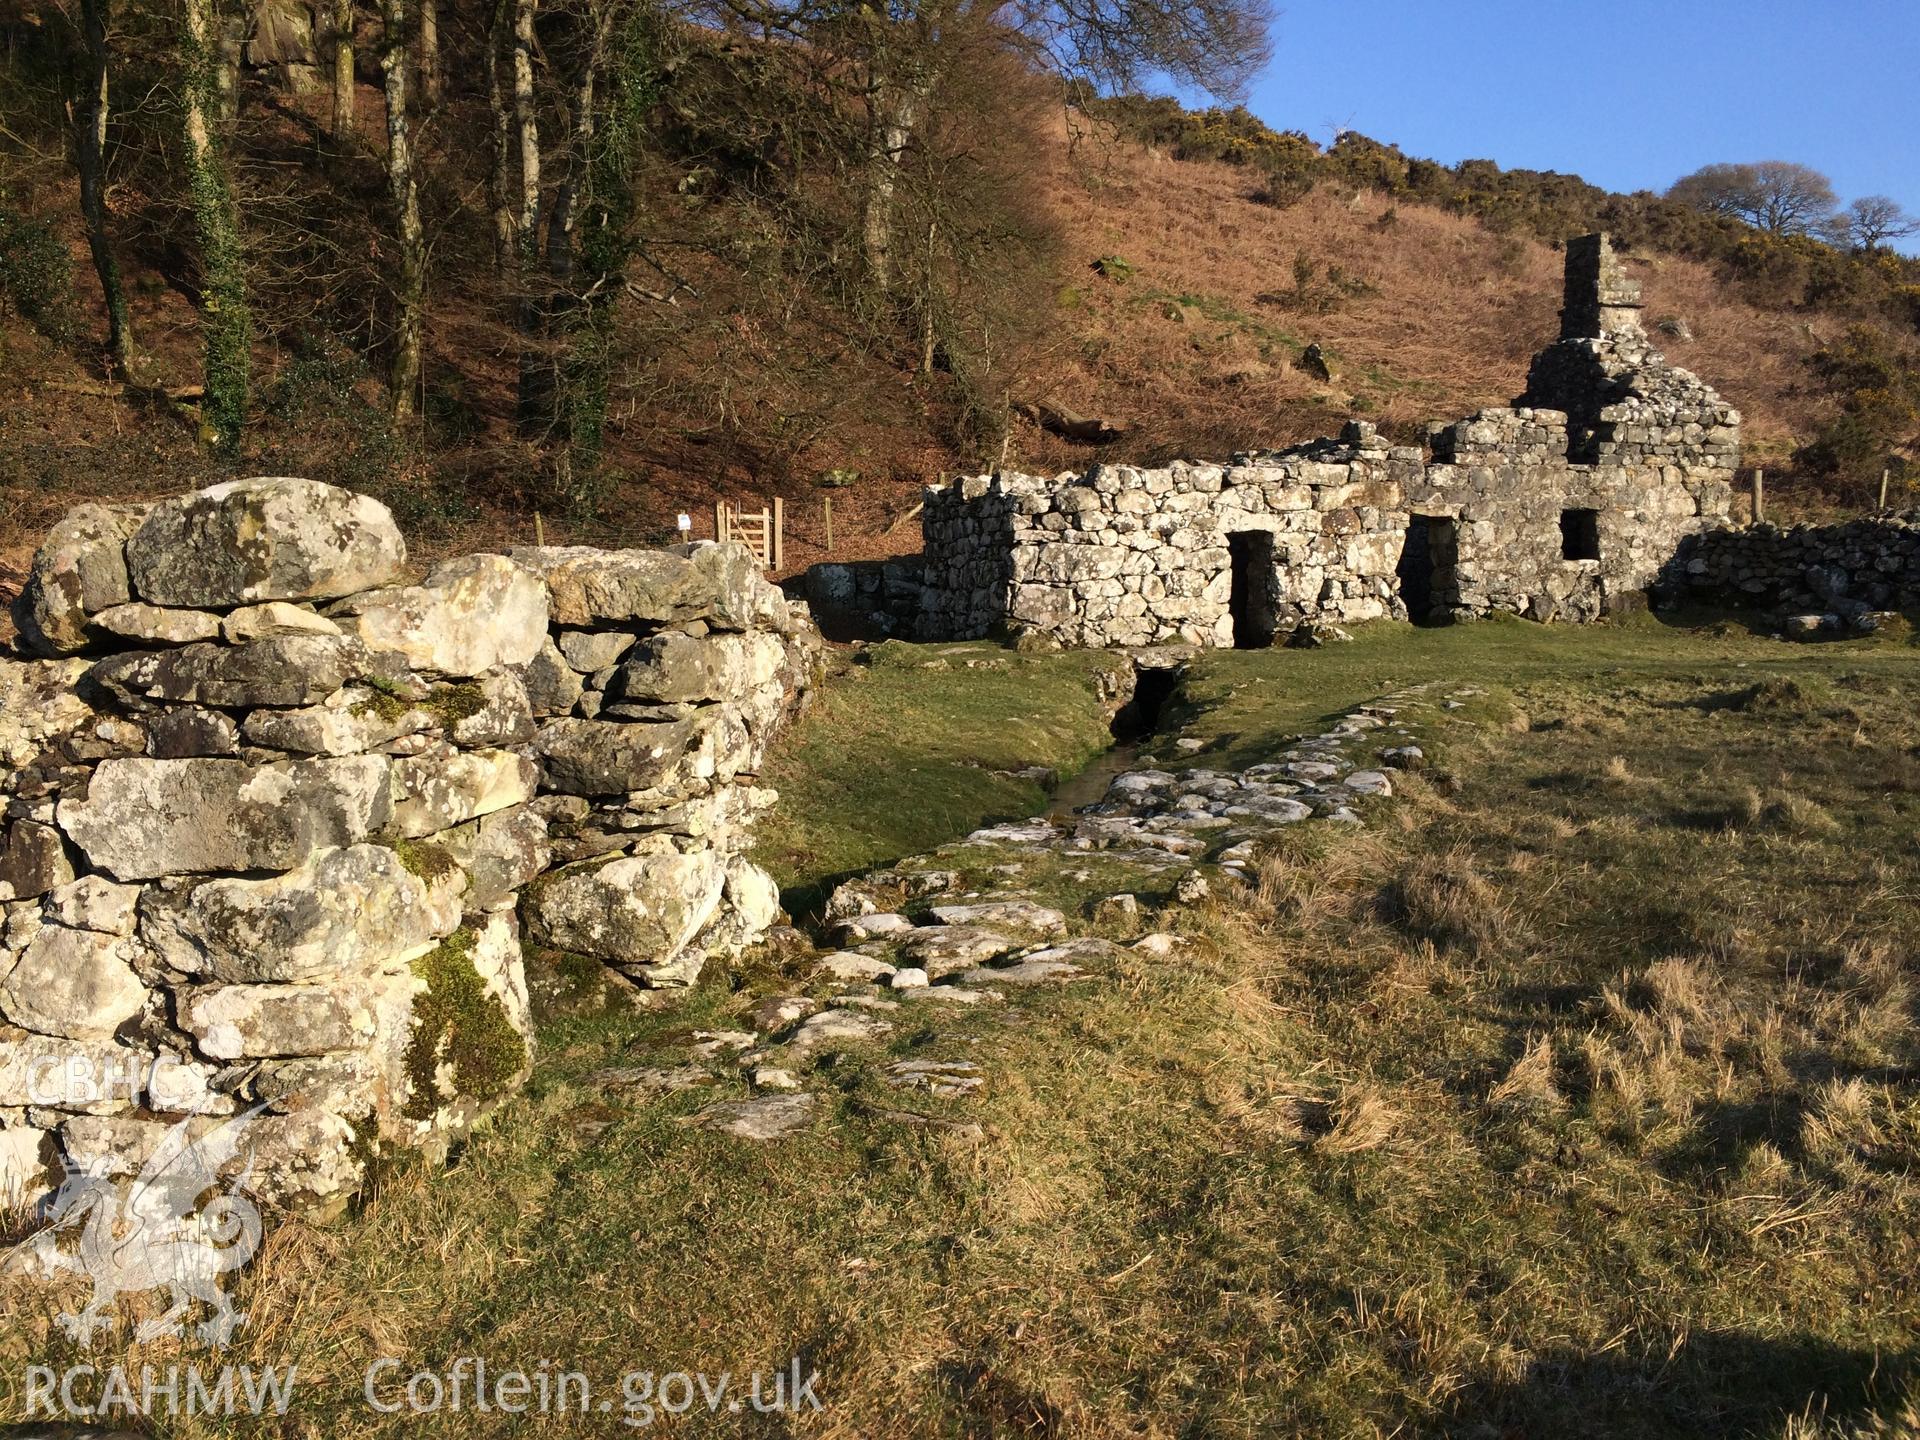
0;478;813;1212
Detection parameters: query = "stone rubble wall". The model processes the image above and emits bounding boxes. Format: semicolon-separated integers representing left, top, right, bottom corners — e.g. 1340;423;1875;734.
796;557;928;640
0;479;815;1213
893;233;1741;647
1673;512;1920;620
914;408;1735;647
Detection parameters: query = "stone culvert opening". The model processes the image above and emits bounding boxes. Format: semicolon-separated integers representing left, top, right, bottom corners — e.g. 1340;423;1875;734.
1110;659;1183;741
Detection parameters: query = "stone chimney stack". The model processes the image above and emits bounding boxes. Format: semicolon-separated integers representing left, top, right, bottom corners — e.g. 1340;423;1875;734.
1560;233;1643;340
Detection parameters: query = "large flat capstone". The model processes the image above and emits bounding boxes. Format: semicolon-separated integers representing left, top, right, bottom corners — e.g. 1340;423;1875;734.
124;478;406;608
507;543;788;631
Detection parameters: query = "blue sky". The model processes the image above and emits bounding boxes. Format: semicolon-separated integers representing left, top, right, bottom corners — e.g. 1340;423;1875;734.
1238;0;1919;226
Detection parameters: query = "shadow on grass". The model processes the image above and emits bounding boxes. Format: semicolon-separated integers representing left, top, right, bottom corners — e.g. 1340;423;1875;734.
1439;1328;1912;1439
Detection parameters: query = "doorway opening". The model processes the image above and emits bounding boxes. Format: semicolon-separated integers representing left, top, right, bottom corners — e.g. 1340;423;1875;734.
1227;531;1279;649
1396;515;1458;625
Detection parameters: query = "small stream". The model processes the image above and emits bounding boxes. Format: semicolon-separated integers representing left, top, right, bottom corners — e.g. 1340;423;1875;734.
1040;655;1184;820
1043;741;1146;819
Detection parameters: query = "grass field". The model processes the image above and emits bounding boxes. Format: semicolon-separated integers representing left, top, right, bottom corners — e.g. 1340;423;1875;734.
4;614;1919;1437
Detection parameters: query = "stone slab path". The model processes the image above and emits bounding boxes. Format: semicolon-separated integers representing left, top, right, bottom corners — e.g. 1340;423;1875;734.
580;685;1462;1139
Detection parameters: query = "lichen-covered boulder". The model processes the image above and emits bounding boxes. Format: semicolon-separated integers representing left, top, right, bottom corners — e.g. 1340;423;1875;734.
88;602;223;646
57;754;392;880
0;658;96;766
433;806;549;912
240;685;433;755
507;543;789;631
139;843;462;983
12;504;147;655
124;478;406;608
607;631;789;705
523;849;725;980
0;925;149;1038
517;637;584;716
331;554;548;677
180;980;382;1059
439;670;535;748
532;716;698;796
388;746;537;838
0;819;76;902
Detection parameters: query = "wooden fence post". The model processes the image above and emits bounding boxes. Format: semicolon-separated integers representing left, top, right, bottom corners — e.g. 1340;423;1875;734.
1879;469;1890;510
772;497;785;571
714;501;726;545
824;495;833;553
1751;469;1765;524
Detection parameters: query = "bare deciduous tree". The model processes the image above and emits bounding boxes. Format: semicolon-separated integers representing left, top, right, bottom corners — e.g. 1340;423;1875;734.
1668;160;1837;237
1837;195;1918;253
67;0;138;380
332;0;356;136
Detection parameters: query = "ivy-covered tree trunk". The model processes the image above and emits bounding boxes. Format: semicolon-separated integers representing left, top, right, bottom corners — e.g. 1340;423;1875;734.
555;3;651;472
380;0;424;417
73;0;138;382
331;0;355;137
180;0;251;449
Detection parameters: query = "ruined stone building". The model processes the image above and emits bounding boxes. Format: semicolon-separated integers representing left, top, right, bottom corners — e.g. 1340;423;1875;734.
813;234;1743;647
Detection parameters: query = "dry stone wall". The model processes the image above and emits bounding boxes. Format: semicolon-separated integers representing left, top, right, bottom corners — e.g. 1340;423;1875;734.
1674;512;1920;630
874;234;1742;647
0;479;814;1214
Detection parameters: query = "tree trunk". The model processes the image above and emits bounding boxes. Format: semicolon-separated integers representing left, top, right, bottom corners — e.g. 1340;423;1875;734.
380;0;424;418
860;74;926;295
73;0;138;382
484;0;513;271
510;0;543;434
331;0;354;137
181;0;251;448
418;0;439;106
530;7;611;446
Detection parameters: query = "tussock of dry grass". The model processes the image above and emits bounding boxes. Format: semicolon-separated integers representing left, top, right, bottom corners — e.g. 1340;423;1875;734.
1385;843;1518;957
1488;1034;1563;1114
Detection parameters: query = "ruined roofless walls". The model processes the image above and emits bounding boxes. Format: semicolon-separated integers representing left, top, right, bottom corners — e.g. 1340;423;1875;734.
0;478;816;1213
912;234;1740;646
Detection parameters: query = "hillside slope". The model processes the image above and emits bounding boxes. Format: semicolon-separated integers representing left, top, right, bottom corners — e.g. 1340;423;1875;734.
0;106;1853;582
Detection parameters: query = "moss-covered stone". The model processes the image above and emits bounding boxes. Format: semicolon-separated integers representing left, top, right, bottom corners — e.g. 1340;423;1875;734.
390;837;460;884
353;677;414;724
402;928;526;1120
423;680;489;726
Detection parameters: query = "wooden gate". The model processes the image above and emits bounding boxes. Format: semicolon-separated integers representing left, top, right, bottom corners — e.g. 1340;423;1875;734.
715;498;784;571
